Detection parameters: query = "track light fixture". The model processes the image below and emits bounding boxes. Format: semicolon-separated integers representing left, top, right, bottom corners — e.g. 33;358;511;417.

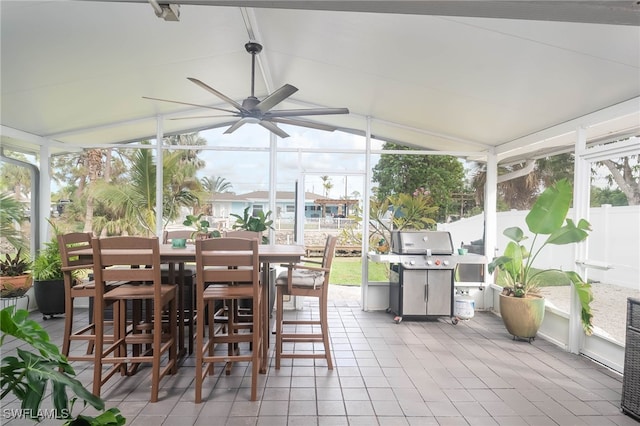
148;0;180;22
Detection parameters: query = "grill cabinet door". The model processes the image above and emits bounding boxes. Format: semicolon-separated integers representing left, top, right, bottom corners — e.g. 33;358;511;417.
425;270;452;316
401;270;428;316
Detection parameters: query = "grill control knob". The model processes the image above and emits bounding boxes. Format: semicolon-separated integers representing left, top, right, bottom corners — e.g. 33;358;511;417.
409;260;416;265
435;259;442;266
443;260;450;266
426;260;433;266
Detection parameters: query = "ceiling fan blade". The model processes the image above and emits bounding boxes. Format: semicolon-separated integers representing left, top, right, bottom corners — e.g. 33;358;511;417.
270;117;338;132
169;114;237;121
255;84;298;113
223;117;254;134
142;96;237;114
265;107;349;118
187;77;247;112
259;120;290;138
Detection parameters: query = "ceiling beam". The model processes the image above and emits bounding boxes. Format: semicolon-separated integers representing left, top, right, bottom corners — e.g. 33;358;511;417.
102;1;640;26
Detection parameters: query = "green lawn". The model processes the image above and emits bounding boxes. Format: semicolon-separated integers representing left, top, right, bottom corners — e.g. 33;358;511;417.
328;257;389;286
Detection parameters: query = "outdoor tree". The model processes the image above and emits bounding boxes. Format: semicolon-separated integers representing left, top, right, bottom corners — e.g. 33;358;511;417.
372;143;464;221
471;152;639;210
91;148;200;236
0;192;27;251
0;155;32;200
320;175;333;197
599;154;639;205
200;176;233;215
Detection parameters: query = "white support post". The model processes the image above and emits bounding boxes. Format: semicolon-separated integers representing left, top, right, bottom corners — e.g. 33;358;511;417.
362;116;372;311
269;132;277;244
155;117;164;237
39;144;51;249
484;148;498;282
569;126;590;353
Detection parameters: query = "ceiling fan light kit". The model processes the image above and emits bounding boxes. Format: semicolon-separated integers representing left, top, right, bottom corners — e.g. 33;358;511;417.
144;42;349;138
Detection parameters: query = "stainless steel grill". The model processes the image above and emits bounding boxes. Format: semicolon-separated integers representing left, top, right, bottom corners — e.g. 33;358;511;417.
388;231;457;323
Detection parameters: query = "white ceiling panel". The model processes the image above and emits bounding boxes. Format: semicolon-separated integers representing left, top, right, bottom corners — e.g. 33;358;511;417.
1;0;639;163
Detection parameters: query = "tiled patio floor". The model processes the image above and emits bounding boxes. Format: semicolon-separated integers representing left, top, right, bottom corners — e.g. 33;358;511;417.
2;296;637;426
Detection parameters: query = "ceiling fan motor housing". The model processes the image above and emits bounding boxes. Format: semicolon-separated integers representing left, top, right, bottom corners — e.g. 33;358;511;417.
245;42;263;54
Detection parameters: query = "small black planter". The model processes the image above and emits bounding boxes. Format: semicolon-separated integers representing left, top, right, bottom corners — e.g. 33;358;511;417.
33;279;65;320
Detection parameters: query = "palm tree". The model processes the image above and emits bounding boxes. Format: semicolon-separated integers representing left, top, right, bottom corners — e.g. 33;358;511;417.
83;149;105;232
201;176;233;194
0;192;27;251
91;149;198;236
164;133;206;170
320;176;333;198
200;176;233;216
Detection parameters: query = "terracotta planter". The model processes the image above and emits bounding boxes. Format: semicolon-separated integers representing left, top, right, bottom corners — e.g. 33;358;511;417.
499;293;545;341
0;274;32;294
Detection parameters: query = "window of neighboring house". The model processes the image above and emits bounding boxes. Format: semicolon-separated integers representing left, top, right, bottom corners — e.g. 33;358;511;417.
252;205;263;216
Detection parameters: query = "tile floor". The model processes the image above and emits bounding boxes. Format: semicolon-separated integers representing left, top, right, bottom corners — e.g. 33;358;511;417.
1;295;637;426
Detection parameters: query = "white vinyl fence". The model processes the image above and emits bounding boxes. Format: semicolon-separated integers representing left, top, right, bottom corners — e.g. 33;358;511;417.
440;204;640;290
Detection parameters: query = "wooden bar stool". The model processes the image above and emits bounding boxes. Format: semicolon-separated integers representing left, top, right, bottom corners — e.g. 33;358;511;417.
162;229;198;354
194;237;262;402
91;236;178;402
58;232;122;360
274;235;337;370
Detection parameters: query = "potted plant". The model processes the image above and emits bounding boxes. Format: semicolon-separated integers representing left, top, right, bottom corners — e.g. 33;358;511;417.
488;179;594;341
183;214;220;240
229;207;274;244
229;206;275;312
0;248;32;311
0;306;125;425
32;232;67;320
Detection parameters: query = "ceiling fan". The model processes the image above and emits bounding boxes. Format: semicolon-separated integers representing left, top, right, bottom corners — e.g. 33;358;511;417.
144;42;349;138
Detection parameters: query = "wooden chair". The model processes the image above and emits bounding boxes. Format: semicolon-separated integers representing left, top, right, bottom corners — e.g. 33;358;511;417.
274;235;337;370
162;229;197;354
194;237;262;402
223;230;262;240
58;232;119;360
220;230;262;328
92;236;177;402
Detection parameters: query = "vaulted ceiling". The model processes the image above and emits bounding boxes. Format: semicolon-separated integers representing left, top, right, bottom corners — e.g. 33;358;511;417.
2;1;639;164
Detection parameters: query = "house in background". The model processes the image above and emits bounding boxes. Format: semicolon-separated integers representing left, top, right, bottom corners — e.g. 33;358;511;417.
206;191;332;222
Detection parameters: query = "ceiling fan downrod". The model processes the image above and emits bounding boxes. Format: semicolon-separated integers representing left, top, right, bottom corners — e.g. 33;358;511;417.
245;42;263;99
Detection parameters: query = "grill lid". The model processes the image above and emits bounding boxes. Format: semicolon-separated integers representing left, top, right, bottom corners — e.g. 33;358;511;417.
391;231;454;255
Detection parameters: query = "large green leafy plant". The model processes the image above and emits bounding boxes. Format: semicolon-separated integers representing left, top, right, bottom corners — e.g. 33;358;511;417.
0;248;31;278
230;207;273;243
368;190;438;246
32;236;63;281
488;179;594;335
0;307;124;425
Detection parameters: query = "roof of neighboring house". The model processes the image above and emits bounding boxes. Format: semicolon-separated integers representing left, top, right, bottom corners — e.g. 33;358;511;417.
210;192;248;202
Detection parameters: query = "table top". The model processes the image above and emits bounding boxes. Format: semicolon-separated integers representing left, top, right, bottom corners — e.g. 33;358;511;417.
76;243;305;263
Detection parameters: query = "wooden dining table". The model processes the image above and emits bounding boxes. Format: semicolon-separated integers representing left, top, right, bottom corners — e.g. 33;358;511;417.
79;242;305;373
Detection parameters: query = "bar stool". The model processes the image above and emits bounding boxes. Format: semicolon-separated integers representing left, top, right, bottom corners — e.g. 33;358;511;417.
91;236;177;402
274;235;337;370
162;229;198;354
58;232;121;360
194;237;262;402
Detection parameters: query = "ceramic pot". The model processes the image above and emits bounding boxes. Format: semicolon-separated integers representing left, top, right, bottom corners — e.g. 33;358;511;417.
499;293;545;340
